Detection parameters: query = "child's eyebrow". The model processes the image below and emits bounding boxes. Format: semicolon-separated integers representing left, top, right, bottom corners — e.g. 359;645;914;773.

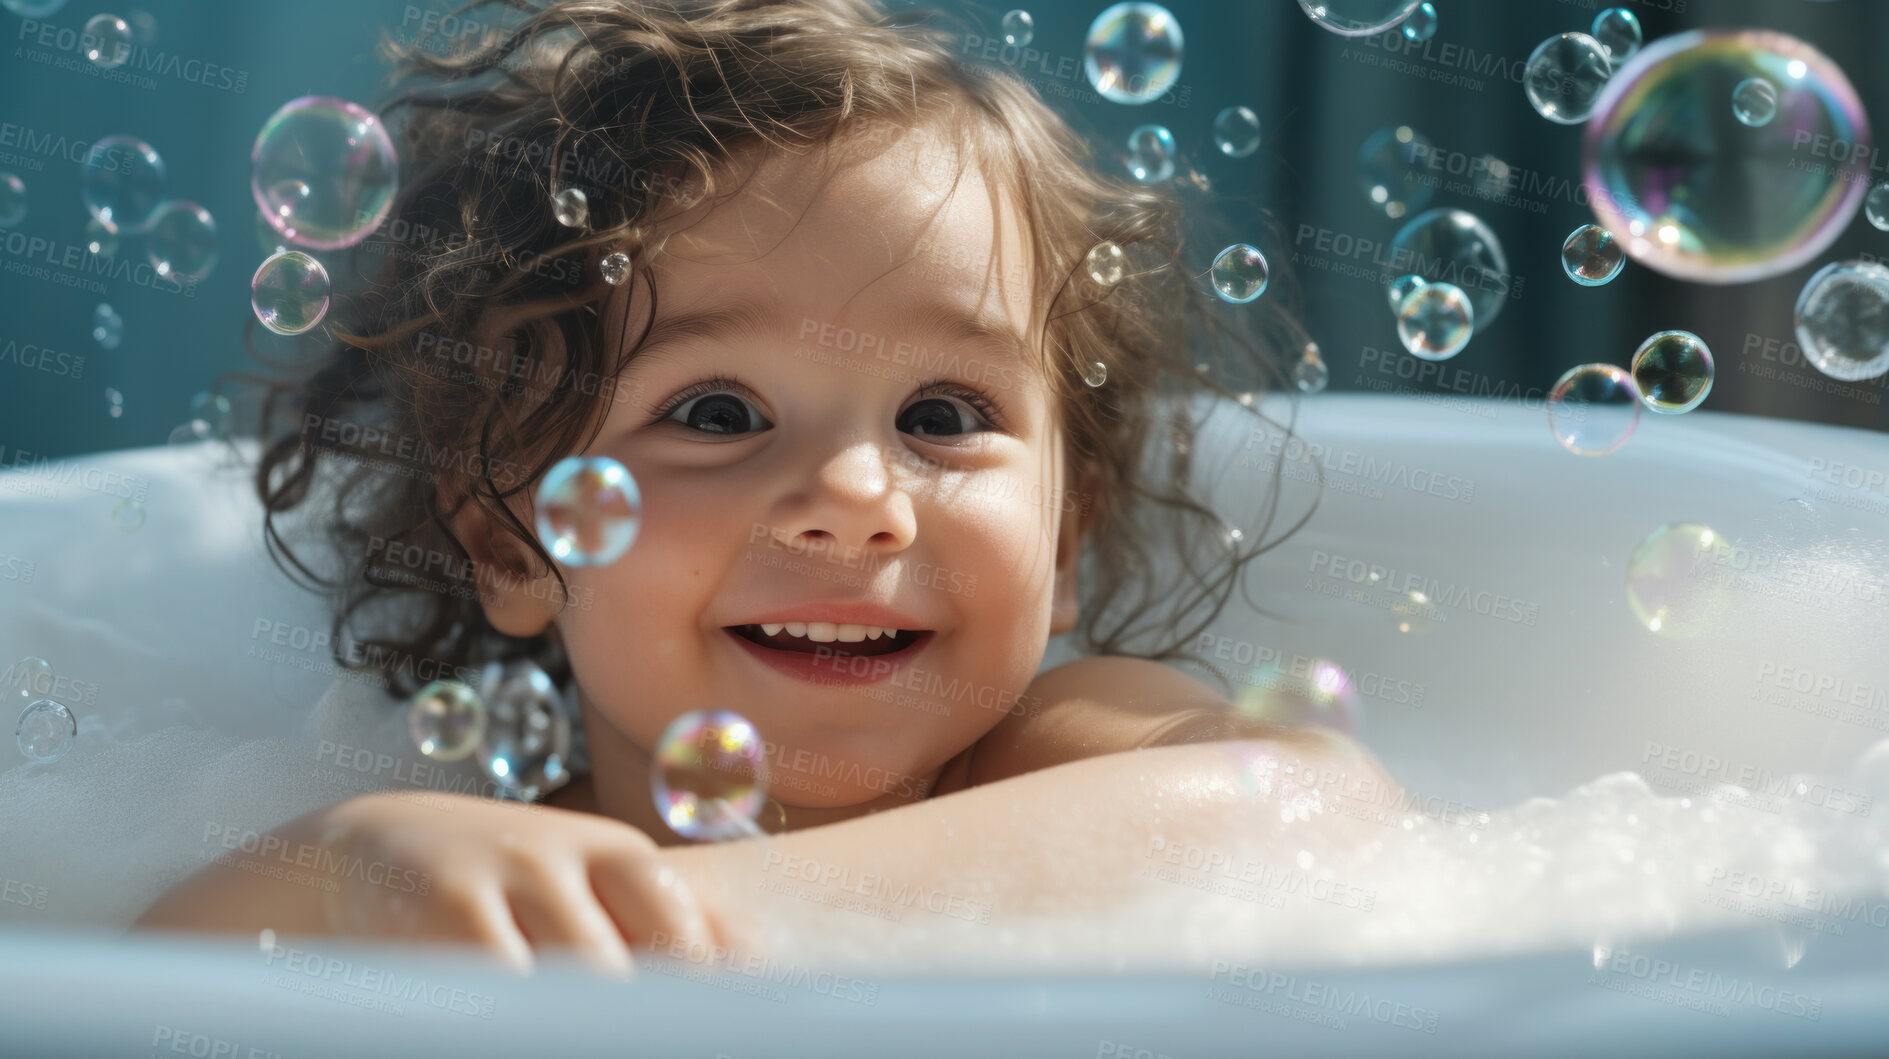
630;297;1034;371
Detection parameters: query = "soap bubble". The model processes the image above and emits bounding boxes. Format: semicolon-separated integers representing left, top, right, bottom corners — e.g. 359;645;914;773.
0;173;24;227
82;14;132;68
1627;523;1730;637
1232;660;1361;734
651;709;770;841
1293;345;1329;394
1584;29;1871;284
1084;241;1126;287
1296;0;1420;37
1590;8;1641;65
1125;124;1176;183
1358;125;1433;220
105;387;124;418
92;303;123;350
1213;105;1261;159
1562;224;1625;286
1524;33;1613;124
111;497;143;532
84;217;118;258
5;658;54;700
1868;184;1889;231
1210;243;1269;303
81;135;166;233
1001;9;1033;47
536;456;642;567
1082;360;1108;387
252;97;399;250
1395;282;1473;361
251;250;331;335
1631;331;1714;413
476;660;570;799
600;250;630;286
1793;261;1889;382
1731;77;1779;127
1083;2;1184;106
1400;3;1436;43
16;699;76;763
145;200;218;282
1;0;68;15
552;187;588;227
188;391;232;439
407;679;486;762
1548;363;1640;455
1386;273;1427;313
1390;209;1510;330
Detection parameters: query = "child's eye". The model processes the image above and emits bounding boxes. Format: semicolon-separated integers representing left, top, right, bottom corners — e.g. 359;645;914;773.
658;382;773;436
898;382;1001;439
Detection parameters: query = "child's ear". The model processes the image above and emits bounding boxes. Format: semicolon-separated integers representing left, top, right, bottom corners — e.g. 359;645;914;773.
1048;464;1097;636
447;491;563;639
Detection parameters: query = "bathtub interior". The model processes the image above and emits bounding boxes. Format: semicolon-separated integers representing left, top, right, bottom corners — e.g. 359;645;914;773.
2;391;1888;1053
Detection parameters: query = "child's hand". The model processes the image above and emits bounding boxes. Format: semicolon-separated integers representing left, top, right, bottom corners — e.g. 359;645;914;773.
317;790;735;977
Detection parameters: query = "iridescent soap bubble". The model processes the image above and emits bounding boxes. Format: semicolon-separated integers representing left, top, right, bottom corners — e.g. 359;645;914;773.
1232;660;1360;734
1082;360;1108;387
1001;9;1033;47
1358;125;1433;220
535;456;642;566
1731;77;1778;127
1390;208;1510;329
0;173;24;227
250;250;331;335
252;97;399;250
1868;184;1889;231
1626;523;1730;637
1630;330;1714;413
81;135;166;233
599;250;630;286
83;14;132;68
1590;8;1641;65
552;187;588;227
1386;273;1427;313
92;303;122;350
146;200;218;282
476;659;570;799
1395;282;1473;361
1548;363;1640;455
1296;0;1421;37
1584;30;1871;284
1562;223;1625;286
651;709;770;841
6;657;54;700
1083;2;1184;106
1210;243;1269;304
16;699;76;763
1084;241;1125;287
1524;33;1613;125
111;497;143;532
84;217;118;257
1213;106;1261;159
1793;261;1889;382
407;679;486;762
1400;3;1436;43
1;0;68;15
1293;345;1329;394
1125;124;1176;183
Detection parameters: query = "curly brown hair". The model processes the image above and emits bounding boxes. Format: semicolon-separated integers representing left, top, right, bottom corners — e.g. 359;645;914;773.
243;0;1321;704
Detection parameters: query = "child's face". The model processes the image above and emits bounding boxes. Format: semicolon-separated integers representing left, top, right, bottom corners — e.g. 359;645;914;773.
482;121;1085;808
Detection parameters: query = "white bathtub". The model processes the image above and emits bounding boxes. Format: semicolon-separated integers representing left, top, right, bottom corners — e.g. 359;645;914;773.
2;392;1886;1056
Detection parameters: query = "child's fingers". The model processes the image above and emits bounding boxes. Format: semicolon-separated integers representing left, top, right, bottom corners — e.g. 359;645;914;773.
588;850;716;955
413;882;536;976
504;871;635;980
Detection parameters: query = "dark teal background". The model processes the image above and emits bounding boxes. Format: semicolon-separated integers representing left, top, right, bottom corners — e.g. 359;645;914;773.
1;0;1884;460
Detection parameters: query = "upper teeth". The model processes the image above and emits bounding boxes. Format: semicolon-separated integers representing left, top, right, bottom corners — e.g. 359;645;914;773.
759;622;903;642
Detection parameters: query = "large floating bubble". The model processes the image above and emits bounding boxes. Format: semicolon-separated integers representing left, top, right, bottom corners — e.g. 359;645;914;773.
1524;33;1613;125
1630;331;1714;413
1358;125;1433;220
1296;0;1420;37
536;456;642;567
651;709;770;841
1389;208;1511;330
251;250;331;335
81;135;166;234
145;200;218;282
1584;29;1872;284
1548;363;1640;455
1395;282;1473;361
1626;523;1730;637
1083;2;1184;106
252;96;399;250
1793;261;1889;382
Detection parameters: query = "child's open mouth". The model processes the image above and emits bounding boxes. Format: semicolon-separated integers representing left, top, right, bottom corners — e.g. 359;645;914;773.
722;622;933;686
